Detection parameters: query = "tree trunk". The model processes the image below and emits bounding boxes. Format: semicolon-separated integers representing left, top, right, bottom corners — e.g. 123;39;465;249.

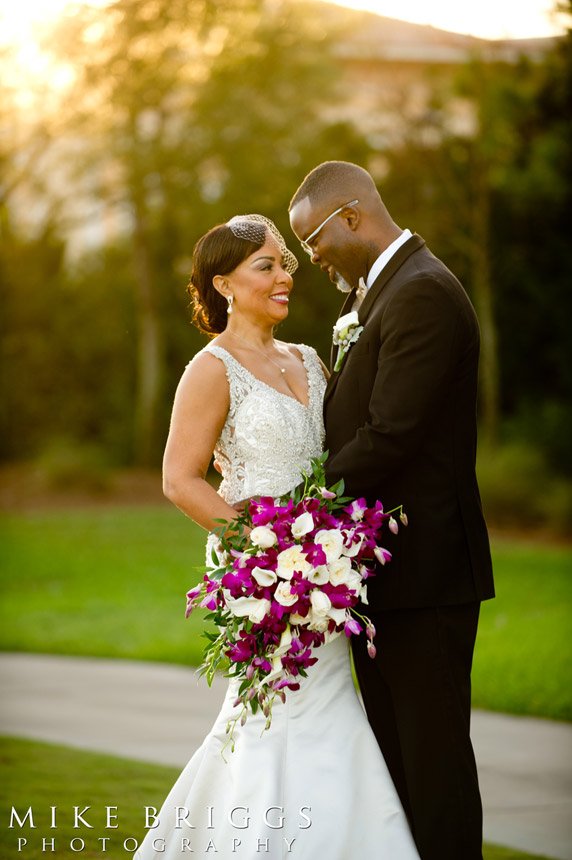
471;152;500;448
131;194;164;467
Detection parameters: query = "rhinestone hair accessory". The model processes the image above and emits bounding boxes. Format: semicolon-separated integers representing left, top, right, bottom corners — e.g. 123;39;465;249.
226;213;299;275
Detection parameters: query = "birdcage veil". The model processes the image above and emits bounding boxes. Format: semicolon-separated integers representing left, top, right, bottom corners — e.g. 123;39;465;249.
226;213;298;275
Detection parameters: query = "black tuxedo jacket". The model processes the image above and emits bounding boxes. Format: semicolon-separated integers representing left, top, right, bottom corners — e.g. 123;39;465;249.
324;234;494;610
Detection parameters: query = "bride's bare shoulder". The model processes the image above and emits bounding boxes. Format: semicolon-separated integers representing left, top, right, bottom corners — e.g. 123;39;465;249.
176;346;229;402
186;343;228;371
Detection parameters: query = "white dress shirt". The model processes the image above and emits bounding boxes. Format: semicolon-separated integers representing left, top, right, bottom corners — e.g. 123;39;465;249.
354;228;412;309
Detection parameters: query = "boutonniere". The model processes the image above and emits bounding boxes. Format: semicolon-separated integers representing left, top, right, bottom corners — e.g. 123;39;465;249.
332;311;364;372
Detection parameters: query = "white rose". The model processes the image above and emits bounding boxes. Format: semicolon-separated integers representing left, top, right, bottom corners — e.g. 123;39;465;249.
328;556;353;586
310;589;332;618
308;565;330;585
307;612;329;632
314;529;344;563
274;580;298;607
291;511;314;539
251;566;277;587
276;545;312;580
225;594;271;624
250;526;277;549
289;611;311;626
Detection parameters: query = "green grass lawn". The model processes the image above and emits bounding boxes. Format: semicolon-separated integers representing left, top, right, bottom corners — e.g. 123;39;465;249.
1;507;571;719
472;535;572;720
0;736;554;860
0;736;178;859
0;507;208;665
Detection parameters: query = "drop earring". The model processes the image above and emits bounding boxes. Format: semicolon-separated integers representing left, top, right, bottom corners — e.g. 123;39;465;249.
226;294;234;314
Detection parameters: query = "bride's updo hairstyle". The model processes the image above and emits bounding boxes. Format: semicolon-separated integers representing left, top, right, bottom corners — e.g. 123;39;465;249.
188;223;266;336
189;215;298;336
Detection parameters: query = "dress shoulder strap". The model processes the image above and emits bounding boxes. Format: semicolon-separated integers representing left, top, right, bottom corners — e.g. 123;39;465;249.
202;343;237;369
199;344;253;409
285;342;316;362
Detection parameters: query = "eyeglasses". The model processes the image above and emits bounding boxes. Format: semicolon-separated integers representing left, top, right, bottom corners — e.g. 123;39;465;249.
300;199;359;256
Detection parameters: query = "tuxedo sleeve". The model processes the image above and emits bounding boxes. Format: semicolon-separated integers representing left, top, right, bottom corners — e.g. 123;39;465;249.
325;276;468;497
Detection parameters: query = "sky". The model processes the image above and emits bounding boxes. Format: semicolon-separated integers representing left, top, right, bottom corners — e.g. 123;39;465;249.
0;0;567;98
329;0;566;40
0;0;567;47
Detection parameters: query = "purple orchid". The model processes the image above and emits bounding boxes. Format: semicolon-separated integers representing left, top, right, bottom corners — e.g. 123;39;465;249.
252;656;272;673
227;632;257;663
374;546;392;566
249;496;279;526
221;569;253;596
200;593;218;611
344;617;363;637
271;678;301;692
322;583;355;609
344;497;368;521
186;584;202;601
302;542;327;567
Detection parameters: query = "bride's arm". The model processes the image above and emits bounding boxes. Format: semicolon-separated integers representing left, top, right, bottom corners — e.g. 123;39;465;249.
162;352;240;532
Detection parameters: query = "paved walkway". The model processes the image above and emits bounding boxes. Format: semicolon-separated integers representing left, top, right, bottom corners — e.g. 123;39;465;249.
1;653;571;860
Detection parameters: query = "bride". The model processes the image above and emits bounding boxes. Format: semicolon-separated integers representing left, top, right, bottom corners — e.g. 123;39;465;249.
134;215;420;859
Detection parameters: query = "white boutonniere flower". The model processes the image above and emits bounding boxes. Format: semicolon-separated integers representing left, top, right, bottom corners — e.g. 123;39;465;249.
332;311;363;372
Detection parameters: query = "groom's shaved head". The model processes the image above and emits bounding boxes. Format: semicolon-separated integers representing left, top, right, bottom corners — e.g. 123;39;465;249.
289;161;379;211
289;160;402;286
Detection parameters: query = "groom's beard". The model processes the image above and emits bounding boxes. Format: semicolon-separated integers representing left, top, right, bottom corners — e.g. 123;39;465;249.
334;271;352;294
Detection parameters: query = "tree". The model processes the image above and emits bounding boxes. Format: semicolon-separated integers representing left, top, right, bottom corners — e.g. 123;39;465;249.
376;22;571;455
2;0;371;466
375;59;504;446
490;2;572;470
44;1;318;462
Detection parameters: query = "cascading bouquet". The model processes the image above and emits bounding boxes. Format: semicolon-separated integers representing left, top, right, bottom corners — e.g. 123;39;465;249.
185;452;406;752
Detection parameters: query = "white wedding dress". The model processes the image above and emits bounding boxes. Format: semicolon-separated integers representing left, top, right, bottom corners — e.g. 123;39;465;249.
135;343;420;860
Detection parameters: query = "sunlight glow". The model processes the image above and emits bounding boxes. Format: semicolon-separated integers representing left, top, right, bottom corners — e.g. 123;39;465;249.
0;0;110;48
327;0;566;40
0;0;567;106
0;0;111;105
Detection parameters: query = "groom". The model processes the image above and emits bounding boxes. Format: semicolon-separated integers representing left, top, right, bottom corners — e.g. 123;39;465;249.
289;161;495;860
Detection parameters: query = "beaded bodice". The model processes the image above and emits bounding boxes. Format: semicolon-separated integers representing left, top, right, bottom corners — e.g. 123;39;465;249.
198;343;326;504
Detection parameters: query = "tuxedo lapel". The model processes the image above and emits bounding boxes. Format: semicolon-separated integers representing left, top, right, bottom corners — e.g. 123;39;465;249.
358;233;425;327
324;360;342;403
324;233;425;407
